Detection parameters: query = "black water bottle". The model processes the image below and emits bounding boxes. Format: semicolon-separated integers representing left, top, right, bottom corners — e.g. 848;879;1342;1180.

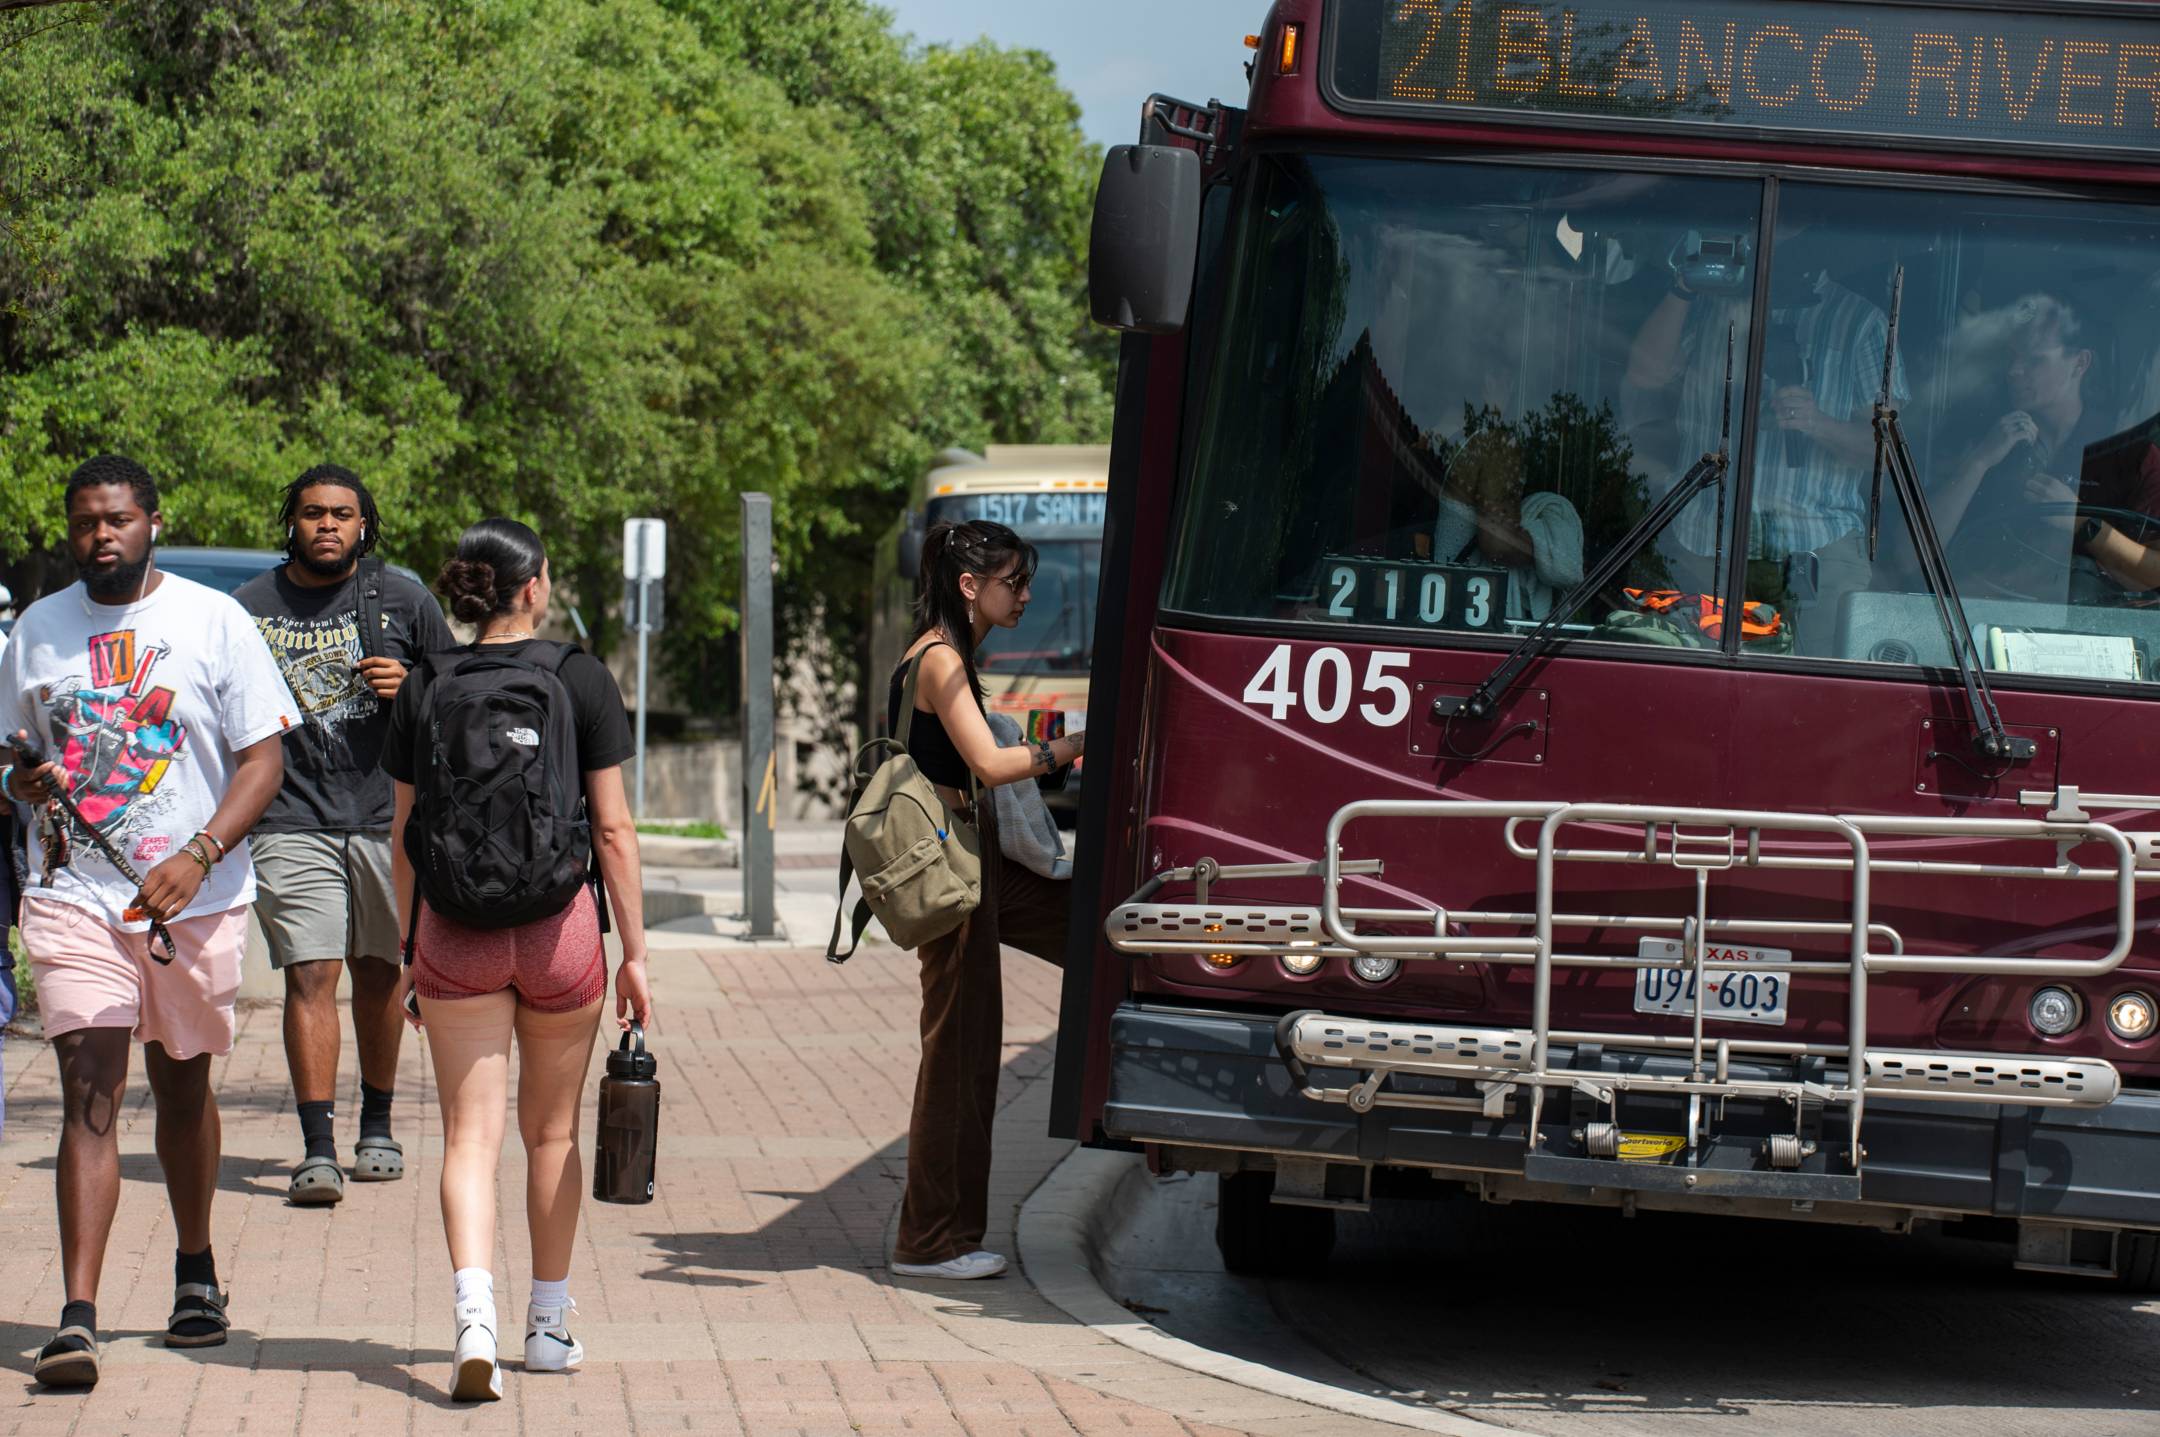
593;1024;659;1204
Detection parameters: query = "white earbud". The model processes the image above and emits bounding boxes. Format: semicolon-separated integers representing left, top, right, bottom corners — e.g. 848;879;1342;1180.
151;525;161;542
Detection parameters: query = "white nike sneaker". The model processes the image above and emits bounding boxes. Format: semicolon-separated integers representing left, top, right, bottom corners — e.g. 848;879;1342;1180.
890;1249;1009;1280
524;1298;583;1373
451;1298;502;1402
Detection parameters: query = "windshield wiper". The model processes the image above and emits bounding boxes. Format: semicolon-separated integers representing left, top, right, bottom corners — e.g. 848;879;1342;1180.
1867;267;2035;767
1437;326;1736;724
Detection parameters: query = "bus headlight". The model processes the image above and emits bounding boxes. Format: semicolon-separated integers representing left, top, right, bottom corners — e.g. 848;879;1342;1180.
2028;986;2082;1037
1280;951;1325;976
1350;955;1399;985
2106;991;2157;1042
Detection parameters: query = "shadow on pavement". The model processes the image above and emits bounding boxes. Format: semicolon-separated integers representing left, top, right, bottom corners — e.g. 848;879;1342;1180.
1115;1179;2160;1431
636;1036;1070;1315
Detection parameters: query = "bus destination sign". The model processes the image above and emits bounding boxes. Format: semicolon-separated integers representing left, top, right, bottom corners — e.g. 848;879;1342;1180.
927;491;1108;530
1329;0;2160;156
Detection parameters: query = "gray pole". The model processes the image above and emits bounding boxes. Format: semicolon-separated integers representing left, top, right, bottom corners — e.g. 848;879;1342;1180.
741;493;776;938
634;611;649;820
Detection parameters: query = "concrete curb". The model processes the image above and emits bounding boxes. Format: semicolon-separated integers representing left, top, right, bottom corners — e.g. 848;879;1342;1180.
1016;1147;1507;1437
636;832;741;868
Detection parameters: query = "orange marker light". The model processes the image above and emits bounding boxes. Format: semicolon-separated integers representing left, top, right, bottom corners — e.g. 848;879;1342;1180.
1243;34;1260;50
1279;22;1301;75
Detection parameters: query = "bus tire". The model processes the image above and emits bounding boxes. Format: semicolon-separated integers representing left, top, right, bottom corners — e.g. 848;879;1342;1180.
1215;1171;1336;1277
2116;1230;2160;1291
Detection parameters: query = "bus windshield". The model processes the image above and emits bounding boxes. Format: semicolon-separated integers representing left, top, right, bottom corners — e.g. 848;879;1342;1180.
977;537;1100;676
1169;153;2160;686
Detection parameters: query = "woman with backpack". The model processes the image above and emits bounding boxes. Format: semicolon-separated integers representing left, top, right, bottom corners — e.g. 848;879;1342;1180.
381;518;653;1401
887;520;1084;1281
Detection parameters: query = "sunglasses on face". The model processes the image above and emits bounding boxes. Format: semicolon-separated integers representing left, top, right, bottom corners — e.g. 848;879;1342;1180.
984;569;1033;595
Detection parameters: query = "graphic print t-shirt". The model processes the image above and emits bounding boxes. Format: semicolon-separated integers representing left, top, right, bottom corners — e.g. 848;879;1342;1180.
0;575;300;929
234;565;454;833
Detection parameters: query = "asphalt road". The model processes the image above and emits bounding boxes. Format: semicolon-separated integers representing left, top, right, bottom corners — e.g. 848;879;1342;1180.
1101;1172;2160;1436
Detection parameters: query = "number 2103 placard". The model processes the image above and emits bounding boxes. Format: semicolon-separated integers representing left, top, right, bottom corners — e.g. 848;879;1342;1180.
1314;556;1509;631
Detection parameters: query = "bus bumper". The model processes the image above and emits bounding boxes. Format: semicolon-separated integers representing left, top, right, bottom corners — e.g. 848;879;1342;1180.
1102;1003;2160;1231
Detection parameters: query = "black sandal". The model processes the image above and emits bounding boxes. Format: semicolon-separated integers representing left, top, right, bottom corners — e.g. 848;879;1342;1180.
33;1325;98;1387
167;1281;231;1348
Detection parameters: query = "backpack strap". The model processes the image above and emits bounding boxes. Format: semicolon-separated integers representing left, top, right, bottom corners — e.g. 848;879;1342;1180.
356;559;385;664
892;642;937;751
825;843;874;964
544;639;622;937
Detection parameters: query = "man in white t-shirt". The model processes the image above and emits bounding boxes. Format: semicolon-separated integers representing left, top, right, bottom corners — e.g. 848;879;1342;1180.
0;456;296;1390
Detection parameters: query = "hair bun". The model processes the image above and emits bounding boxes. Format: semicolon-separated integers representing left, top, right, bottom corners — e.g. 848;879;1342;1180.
438;558;497;625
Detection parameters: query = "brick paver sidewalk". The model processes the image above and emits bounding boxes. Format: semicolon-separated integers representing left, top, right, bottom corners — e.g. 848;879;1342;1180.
0;940;1255;1437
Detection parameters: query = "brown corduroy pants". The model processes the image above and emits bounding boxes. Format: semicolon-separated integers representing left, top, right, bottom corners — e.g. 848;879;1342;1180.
892;803;1070;1265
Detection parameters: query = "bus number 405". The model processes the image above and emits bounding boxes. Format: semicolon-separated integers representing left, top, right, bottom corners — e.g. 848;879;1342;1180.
1239;644;1412;727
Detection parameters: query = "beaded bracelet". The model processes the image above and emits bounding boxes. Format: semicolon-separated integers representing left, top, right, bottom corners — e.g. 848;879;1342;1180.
182;838;214;876
0;765;12;801
193;829;228;861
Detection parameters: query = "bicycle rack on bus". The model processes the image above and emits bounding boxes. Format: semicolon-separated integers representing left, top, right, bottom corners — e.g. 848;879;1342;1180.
1105;798;2143;1199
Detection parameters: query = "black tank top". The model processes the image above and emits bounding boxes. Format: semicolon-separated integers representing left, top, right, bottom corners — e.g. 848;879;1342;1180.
887;646;972;789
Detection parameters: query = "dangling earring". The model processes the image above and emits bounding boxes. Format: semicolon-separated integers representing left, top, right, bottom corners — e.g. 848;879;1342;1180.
967;601;976;625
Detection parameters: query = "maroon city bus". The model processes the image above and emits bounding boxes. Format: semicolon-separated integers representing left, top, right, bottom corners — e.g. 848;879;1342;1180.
1052;0;2160;1284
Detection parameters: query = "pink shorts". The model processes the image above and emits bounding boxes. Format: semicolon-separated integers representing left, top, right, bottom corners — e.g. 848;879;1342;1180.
20;896;247;1060
413;887;607;1013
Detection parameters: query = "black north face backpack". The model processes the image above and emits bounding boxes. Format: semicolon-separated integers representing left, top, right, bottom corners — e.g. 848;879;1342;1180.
401;641;594;937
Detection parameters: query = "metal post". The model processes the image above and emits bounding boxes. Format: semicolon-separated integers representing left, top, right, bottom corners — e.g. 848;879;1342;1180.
635;614;650;820
741;494;776;938
623;518;666;822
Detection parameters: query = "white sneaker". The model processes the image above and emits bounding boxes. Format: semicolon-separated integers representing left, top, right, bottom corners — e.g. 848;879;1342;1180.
451;1298;502;1402
890;1250;1009;1280
525;1298;583;1372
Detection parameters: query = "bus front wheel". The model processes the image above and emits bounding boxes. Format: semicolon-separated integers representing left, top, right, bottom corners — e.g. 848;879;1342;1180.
1215;1170;1336;1277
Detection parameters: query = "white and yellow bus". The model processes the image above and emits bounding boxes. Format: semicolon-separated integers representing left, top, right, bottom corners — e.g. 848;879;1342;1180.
870;445;1107;815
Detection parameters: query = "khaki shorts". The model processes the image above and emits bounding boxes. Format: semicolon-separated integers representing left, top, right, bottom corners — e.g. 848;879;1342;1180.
253;830;401;969
21;896;247;1060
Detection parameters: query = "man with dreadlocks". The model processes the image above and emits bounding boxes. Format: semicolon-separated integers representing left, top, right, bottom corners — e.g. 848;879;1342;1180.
234;464;453;1206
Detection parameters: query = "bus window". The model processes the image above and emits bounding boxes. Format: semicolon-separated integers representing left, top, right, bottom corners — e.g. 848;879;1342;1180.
1166;156;1759;644
1748;185;2160;683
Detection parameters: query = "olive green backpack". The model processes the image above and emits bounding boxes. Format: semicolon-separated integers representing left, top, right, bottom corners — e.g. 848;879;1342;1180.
826;645;982;963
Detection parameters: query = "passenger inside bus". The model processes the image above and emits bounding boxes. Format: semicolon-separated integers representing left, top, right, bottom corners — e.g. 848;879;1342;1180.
1932;294;2160;603
1624;220;1907;657
1421;410;1585;623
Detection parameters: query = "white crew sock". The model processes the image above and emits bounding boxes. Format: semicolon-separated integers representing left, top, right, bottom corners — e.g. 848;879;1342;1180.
529;1277;569;1311
454;1268;495;1315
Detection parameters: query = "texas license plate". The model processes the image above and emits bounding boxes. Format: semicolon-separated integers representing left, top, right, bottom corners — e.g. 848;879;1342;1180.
1631;938;1791;1025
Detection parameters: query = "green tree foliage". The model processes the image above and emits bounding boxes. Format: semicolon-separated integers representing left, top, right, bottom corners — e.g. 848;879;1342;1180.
0;0;1110;708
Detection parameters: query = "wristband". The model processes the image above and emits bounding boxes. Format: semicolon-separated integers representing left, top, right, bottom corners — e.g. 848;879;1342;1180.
182;839;214;876
0;765;12;801
194;829;228;861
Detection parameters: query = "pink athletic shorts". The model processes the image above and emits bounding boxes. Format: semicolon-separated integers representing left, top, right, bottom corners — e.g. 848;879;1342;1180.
412;887;607;1013
19;895;247;1060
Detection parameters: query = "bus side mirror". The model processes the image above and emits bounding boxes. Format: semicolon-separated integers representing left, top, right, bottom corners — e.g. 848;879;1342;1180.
897;512;926;581
1089;145;1200;334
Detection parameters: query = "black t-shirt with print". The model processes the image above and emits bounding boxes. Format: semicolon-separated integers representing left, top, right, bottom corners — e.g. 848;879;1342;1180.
235;563;456;833
379;640;635;787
